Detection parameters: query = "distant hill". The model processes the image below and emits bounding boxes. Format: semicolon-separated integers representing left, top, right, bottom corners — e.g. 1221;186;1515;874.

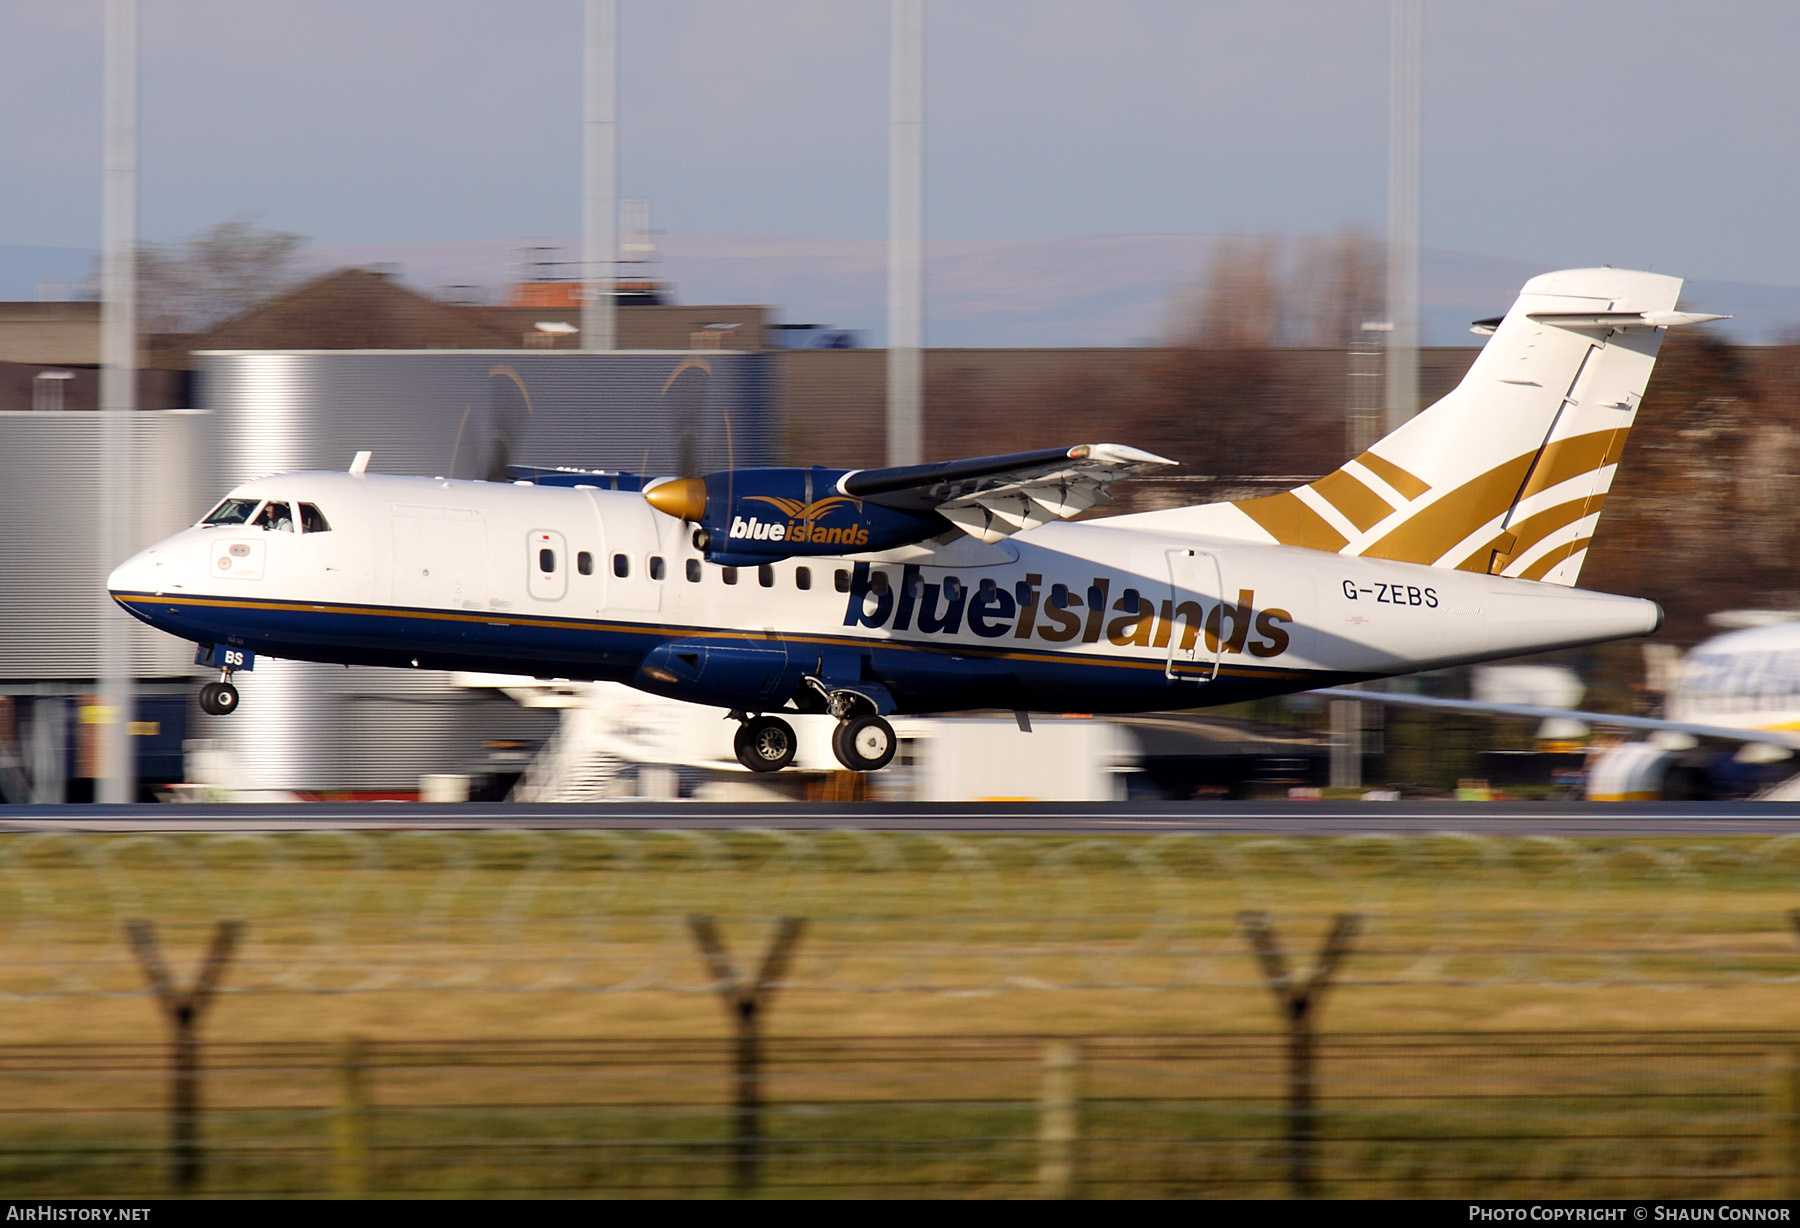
8;234;1794;348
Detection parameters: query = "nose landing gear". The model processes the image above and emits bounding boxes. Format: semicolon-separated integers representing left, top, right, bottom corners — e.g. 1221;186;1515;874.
199;678;240;716
199;665;241;717
193;645;250;717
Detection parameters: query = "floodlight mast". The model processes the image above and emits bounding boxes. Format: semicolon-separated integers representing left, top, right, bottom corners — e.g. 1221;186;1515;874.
582;0;618;353
99;0;137;804
1385;0;1421;435
887;0;924;468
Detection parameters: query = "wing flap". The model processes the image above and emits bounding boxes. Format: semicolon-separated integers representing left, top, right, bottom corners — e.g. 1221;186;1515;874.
843;442;1174;541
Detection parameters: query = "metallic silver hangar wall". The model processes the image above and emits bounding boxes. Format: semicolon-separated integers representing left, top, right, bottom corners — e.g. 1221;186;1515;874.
0;409;209;680
197;349;778;482
193;350;780;792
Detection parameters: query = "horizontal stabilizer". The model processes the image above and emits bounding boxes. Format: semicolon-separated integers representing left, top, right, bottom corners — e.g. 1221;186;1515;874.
1527;310;1730;330
1472;309;1729;335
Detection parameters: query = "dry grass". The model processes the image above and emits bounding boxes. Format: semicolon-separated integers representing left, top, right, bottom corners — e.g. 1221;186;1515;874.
1;830;1799;1043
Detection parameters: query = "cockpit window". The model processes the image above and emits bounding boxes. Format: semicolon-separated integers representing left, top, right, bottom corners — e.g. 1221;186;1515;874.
298;503;331;533
201;498;260;526
252;501;295;532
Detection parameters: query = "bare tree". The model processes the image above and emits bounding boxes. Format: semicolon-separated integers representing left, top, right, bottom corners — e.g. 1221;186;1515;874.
1169;236;1288;349
1287;228;1384;348
134;215;307;333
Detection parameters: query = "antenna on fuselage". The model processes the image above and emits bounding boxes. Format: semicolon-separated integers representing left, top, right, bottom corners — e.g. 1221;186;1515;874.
349;450;372;477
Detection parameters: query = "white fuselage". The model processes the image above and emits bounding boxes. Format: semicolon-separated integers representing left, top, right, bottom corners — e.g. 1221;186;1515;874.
109;471;1664;716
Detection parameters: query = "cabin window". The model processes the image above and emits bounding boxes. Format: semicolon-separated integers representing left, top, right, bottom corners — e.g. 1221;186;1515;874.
722;566;738;585
649;556;666;581
686;559;702;583
942;577;963;602
795;566;812;591
298;503;331;533
1050;583;1071;609
538;548;556;573
1120;586;1142;611
758;565;775;588
200;498;259;526
577;552;593;576
978;578;998;598
613;553;629;578
835;569;850;593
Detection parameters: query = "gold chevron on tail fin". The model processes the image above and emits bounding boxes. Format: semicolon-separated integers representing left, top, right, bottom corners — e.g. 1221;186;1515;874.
1198;268;1723;586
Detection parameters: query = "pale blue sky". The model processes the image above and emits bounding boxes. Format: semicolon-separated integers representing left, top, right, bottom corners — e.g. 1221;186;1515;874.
5;1;1799;285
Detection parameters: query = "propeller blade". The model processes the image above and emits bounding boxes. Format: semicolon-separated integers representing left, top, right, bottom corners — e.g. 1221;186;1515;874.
485;365;535;483
660;357;712;479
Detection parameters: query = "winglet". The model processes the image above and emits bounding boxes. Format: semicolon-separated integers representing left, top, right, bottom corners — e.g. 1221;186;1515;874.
349;450;372;477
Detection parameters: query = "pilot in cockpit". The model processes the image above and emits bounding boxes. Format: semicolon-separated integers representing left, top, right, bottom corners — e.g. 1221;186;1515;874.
251;501;294;532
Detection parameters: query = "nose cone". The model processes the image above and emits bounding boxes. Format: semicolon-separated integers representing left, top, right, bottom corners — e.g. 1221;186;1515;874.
107;546;159;598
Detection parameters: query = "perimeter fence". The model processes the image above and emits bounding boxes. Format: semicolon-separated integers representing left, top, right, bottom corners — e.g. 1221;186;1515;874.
7;828;1800;1198
3;1032;1800;1199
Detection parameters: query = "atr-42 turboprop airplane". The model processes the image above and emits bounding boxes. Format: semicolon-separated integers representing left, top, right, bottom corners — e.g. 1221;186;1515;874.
108;269;1722;774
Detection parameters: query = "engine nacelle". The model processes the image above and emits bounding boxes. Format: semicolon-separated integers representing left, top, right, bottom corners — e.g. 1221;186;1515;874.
644;467;944;566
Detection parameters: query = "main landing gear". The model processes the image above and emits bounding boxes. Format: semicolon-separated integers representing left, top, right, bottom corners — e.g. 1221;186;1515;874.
199;669;240;717
831;713;896;772
733;714;797;774
728;708;899;774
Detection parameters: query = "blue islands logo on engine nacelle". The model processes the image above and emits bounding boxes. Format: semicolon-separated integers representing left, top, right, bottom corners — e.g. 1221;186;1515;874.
732;495;870;548
667;466;945;566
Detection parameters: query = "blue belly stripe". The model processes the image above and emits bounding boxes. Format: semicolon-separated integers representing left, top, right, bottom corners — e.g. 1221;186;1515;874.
112;590;1358;714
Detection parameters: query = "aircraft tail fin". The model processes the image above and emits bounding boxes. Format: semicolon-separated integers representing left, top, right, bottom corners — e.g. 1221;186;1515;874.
1207;268;1721;586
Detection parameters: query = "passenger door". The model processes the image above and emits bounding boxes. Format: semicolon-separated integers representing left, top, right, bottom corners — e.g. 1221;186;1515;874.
1166;547;1225;682
527;529;569;602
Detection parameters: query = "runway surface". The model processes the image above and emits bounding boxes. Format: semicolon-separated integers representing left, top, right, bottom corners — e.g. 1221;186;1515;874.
6;800;1800;835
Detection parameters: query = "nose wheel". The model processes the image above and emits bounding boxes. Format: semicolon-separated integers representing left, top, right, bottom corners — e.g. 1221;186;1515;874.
831;714;896;772
733;714;797;773
199;680;240;716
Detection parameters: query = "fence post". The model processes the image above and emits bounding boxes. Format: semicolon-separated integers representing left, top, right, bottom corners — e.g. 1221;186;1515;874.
688;915;807;1194
1037;1039;1081;1199
1238;910;1359;1199
334;1035;371;1196
122;919;243;1196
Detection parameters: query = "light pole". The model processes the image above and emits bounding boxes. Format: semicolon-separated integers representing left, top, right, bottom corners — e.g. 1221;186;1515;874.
98;0;138;804
1385;0;1421;435
887;0;924;467
582;0;618;352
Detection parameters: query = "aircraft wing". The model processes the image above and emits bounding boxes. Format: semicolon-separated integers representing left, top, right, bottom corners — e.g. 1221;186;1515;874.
1311;688;1800;749
842;443;1176;544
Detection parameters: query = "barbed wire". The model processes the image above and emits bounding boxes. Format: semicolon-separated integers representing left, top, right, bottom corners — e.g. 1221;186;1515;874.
2;829;1800;998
